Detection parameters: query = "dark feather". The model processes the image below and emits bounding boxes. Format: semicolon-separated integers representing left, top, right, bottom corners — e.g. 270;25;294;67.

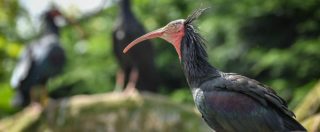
185;8;210;25
197;90;284;132
222;73;295;117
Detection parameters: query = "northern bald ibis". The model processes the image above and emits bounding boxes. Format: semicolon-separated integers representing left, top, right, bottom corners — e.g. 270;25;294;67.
123;9;306;132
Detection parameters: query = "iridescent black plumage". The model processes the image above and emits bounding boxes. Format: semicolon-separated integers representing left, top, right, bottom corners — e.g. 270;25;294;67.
180;9;306;132
10;9;66;107
112;0;158;92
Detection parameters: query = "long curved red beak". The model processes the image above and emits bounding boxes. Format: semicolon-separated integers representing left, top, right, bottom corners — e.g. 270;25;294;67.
123;28;164;53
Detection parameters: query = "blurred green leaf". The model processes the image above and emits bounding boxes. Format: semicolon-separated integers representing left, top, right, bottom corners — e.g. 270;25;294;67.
5;42;22;58
0;83;15;117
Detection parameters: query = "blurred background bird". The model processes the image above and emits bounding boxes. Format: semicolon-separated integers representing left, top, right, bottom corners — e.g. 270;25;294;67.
10;7;66;108
112;0;159;93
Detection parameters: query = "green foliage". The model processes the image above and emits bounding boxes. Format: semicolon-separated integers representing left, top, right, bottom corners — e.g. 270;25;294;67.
0;84;15;117
170;88;193;104
48;8;118;95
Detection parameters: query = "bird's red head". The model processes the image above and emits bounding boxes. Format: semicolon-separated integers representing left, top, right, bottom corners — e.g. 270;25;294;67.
123;8;208;60
123;19;185;59
47;7;62;18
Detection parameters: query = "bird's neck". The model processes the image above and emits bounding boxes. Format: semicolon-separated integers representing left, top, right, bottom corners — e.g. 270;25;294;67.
180;29;220;88
44;18;59;36
119;0;134;19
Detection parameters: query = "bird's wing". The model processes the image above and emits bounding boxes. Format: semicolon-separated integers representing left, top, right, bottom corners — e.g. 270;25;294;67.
10;46;34;89
198;73;306;131
220;72;294;117
200;89;285;131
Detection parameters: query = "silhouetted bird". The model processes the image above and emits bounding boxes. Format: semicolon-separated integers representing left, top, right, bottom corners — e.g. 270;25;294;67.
10;8;66;108
123;9;306;132
112;0;158;92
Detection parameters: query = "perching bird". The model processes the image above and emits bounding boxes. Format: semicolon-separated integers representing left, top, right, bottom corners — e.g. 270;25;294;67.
123;9;306;132
10;8;66;108
112;0;158;92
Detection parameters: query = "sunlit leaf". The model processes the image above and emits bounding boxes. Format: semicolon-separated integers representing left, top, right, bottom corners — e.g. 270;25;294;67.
5;43;23;58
